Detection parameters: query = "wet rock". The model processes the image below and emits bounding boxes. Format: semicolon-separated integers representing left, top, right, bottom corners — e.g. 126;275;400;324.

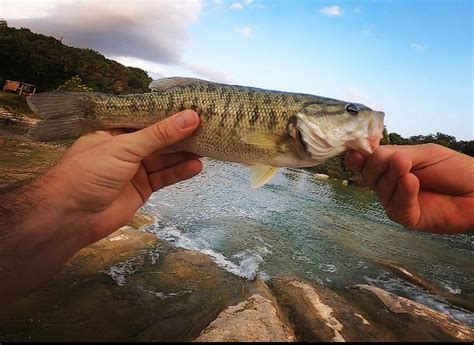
272;277;388;341
127;211;154;230
314;173;330;180
351;284;474;342
374;258;474;312
271;277;473;342
1;225;253;342
194;277;295;342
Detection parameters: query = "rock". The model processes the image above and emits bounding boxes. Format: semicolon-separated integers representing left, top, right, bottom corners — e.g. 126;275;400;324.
127;212;154;230
1;230;253;342
60;223;158;276
373;258;474;312
271;277;388;342
341;179;349;186
314;173;330;180
194;293;296;342
271;277;474;342
194;277;295;342
352;284;474;342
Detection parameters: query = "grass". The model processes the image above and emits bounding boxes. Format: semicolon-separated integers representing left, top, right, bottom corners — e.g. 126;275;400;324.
0;92;36;116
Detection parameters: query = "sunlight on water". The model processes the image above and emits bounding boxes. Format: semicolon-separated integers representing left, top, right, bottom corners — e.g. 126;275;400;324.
145;159;474;326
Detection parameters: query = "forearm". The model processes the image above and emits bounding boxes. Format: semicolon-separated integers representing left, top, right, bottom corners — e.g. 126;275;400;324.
0;174;90;304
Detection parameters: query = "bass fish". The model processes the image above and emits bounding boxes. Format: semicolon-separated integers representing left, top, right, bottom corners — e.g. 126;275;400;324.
27;77;384;187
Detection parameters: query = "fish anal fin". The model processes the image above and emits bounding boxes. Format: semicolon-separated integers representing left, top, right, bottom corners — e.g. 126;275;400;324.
249;165;279;188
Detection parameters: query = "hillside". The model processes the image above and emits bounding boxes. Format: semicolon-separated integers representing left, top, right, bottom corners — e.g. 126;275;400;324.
0;24;152;94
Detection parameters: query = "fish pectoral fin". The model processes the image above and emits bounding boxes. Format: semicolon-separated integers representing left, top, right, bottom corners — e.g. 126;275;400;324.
241;133;283;150
249;165;279;189
149;77;211;92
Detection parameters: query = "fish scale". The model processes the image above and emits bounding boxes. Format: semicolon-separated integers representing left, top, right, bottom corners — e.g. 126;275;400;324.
27;77;384;187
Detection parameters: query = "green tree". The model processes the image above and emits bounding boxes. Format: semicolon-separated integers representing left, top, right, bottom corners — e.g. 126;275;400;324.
380;126;390;145
56;75;93;92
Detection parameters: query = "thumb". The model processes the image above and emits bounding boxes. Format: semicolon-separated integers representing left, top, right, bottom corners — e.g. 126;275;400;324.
120;110;200;159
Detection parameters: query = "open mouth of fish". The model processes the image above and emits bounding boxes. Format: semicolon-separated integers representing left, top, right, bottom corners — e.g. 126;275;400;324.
295;111;385;162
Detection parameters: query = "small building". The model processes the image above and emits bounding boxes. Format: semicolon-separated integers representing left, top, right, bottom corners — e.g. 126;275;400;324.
2;80;36;96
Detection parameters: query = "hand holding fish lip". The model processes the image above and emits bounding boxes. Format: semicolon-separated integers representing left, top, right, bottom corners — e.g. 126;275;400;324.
345;144;474;234
42;110;202;244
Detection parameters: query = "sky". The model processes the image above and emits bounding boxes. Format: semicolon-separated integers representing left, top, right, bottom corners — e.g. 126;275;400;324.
1;0;472;140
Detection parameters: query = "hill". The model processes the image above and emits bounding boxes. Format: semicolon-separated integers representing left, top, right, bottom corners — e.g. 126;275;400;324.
0;24;152;94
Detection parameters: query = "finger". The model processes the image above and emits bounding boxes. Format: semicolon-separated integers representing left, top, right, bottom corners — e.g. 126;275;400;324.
375;151;413;208
361;147;394;189
143;152;201;173
107;128;127;136
344;150;366;173
386;173;421;229
129;163;152;203
118;110;200;161
148;159;203;191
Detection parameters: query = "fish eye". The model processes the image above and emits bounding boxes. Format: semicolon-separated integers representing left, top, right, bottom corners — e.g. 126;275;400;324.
345;103;359;116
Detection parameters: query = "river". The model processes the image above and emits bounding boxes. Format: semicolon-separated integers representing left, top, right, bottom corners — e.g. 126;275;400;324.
143;158;473;327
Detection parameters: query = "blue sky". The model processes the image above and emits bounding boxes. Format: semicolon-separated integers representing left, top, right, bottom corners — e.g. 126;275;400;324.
4;0;473;139
184;0;473;140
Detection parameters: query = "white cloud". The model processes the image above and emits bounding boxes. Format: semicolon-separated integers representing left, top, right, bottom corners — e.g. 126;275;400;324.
244;0;254;5
112;56;168;79
5;0;203;65
320;5;342;17
234;26;253;37
183;63;234;83
410;42;425;51
230;2;244;10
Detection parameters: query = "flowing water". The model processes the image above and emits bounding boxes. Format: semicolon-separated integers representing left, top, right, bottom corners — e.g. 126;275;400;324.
143;159;474;327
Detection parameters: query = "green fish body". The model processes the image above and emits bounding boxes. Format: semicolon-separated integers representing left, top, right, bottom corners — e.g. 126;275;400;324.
27;77;384;187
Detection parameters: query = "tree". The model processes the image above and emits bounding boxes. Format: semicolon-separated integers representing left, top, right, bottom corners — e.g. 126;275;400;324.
56;75;93;92
380;126;390;145
388;132;405;145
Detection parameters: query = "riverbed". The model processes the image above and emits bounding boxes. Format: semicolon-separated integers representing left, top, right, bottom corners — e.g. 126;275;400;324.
144;158;473;327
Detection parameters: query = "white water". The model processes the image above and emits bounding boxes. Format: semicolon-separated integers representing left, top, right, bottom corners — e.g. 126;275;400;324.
139;159;473;327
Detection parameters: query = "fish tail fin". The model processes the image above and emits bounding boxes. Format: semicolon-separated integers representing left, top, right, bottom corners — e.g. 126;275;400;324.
27;92;98;141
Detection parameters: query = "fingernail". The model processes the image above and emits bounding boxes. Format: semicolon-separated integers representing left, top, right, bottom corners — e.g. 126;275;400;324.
175;110;197;129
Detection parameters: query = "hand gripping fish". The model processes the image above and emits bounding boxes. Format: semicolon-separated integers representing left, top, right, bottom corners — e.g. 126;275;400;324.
27;77;385;187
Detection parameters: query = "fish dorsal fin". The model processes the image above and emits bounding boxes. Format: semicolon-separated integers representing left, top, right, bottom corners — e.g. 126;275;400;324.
249;165;279;188
149;77;211;92
241;133;283;150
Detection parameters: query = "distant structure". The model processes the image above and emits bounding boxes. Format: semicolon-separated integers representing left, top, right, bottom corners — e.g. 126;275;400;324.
0;19;7;27
2;80;36;96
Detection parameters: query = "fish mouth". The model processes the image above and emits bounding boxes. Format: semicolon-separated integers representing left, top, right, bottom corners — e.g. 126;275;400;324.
296;111;385;162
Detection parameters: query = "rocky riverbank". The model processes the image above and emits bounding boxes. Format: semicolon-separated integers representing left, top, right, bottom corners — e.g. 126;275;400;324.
0;107;472;342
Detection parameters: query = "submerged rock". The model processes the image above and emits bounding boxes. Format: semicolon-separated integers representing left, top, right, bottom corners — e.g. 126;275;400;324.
373;258;474;312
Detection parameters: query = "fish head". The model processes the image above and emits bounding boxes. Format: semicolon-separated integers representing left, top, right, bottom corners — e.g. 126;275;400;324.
289;101;385;164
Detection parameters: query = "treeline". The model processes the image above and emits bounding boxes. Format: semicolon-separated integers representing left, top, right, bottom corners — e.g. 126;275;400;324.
309;128;473;182
0;24;151;94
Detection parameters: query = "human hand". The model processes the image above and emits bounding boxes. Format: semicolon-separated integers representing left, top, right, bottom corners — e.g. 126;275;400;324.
345;144;474;233
42;110;202;243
